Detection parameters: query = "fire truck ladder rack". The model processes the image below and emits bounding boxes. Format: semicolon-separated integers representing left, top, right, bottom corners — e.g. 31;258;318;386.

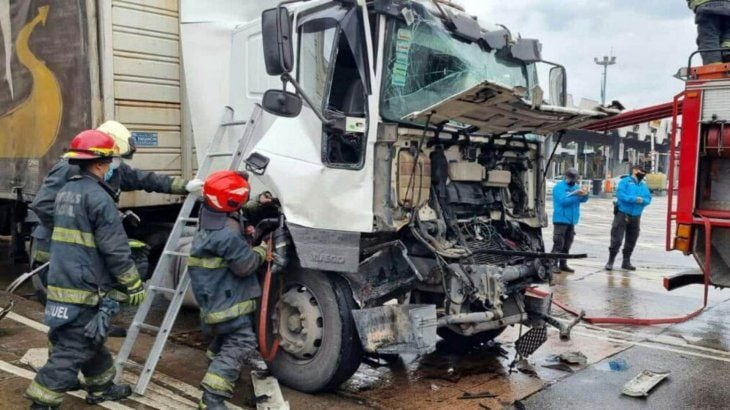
113;104;264;395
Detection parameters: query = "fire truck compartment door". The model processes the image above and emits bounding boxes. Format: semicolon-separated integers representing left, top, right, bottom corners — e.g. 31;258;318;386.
403;81;614;134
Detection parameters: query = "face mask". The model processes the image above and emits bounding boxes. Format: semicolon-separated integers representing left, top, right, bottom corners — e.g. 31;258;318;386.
636;173;646;182
110;157;121;170
567;180;576;186
104;167;114;182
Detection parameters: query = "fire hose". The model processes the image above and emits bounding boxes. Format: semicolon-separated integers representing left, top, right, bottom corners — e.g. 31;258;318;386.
258;237;280;360
528;268;709;326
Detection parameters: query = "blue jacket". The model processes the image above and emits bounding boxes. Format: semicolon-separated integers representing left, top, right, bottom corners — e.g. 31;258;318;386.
616;175;652;217
552;180;588;225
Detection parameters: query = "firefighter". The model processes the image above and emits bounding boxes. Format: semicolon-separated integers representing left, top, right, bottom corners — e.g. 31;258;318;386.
605;165;652;271
188;171;269;410
29;121;203;295
25;130;143;409
551;168;589;273
688;0;730;64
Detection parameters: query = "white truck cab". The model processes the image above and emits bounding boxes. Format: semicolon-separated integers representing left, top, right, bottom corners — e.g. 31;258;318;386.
182;0;612;393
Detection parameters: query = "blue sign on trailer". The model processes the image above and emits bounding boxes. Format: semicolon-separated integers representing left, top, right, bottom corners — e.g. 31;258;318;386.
131;131;159;147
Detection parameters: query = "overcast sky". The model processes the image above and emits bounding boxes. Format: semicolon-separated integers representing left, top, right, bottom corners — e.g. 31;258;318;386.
465;0;696;110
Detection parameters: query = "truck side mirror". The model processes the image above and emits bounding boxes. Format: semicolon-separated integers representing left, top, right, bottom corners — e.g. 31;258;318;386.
262;89;302;117
262;7;293;76
549;66;567;107
510;38;543;63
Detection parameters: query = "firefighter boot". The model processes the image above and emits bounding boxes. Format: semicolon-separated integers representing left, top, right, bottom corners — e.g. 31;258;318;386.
86;383;132;405
559;260;575;273
199;391;228;410
604;252;617;271
622;254;636;271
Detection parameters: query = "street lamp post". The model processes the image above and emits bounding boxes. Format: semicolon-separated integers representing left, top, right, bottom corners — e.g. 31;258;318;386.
595;54;617;106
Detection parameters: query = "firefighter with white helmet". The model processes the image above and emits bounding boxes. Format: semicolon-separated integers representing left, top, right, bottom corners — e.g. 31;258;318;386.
25;130;141;408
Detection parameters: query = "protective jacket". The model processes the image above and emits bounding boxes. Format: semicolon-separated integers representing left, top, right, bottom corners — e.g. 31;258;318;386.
29;159;186;262
552;180;589;225
689;0;730;12
616;175;652;217
188;206;266;330
46;172;140;306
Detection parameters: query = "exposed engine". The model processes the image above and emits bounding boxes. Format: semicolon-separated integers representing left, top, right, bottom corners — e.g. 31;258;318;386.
387;129;552;337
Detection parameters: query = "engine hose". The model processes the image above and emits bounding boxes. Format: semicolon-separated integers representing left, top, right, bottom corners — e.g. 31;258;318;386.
258;235;280;361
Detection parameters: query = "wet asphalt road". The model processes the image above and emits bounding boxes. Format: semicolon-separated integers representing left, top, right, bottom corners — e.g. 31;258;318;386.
2;195;730;409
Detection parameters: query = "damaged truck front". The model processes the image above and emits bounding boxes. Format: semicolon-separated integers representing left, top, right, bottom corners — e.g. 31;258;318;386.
193;0;614;393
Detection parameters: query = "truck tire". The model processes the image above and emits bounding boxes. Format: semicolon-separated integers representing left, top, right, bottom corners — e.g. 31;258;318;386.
266;269;362;392
437;327;506;352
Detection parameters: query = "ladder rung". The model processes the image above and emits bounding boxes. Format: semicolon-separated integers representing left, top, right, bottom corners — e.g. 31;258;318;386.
163;250;189;257
207;151;235;158
178;217;198;223
136;323;160;333
221;120;246;126
148;285;176;294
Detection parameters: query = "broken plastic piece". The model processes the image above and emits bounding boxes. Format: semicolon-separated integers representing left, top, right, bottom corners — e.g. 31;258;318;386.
542;363;574;373
459;391;497;400
622;370;670;397
609;358;629;372
558;351;587;366
250;370;289;410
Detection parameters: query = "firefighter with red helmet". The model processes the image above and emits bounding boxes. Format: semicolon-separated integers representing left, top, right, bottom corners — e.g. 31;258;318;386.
25;130;142;409
188;170;269;409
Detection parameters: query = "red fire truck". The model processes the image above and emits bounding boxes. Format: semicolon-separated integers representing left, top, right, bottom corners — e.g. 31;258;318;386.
586;51;730;298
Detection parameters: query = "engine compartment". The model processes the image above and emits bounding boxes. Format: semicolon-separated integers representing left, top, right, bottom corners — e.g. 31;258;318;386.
372;126;552;336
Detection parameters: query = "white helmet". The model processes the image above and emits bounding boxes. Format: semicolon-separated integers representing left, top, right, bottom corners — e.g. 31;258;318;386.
97;120;135;158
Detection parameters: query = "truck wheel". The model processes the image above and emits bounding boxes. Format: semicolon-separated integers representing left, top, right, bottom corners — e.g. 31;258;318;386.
437;327;505;352
266;269;362;392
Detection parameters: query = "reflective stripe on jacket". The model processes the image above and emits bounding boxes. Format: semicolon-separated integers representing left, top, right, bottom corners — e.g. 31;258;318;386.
188;207;265;326
47;173;139;306
616;175;652;217
552;180;588;225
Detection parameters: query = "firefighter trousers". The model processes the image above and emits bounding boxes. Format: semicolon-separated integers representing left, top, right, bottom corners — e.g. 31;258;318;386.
201;315;258;399
25;308;116;407
696;3;730;64
609;212;641;258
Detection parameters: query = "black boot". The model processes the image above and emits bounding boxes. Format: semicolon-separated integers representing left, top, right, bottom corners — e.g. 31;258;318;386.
86;383;132;405
605;252;617;270
559;261;575;273
622;255;636;271
199;391;228;410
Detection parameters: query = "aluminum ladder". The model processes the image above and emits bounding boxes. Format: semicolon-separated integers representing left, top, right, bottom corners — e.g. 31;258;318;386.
114;104;263;395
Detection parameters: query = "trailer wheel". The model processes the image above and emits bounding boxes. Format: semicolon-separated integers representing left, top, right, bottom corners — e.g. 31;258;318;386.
266;269;362;392
437;327;505;352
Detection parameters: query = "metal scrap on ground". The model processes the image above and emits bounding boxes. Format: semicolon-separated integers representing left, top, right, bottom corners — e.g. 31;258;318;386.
621;370;671;397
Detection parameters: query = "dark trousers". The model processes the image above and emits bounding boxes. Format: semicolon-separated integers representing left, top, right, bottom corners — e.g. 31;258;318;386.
26;308;116;407
696;4;730;64
551;223;575;266
609;211;641;258
201;315;258;399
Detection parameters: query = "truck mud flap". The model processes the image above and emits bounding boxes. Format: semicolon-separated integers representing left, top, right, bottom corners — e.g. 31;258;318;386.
351;304;438;355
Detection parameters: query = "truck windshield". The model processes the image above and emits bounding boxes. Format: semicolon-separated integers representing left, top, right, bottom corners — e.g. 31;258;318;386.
381;8;530;123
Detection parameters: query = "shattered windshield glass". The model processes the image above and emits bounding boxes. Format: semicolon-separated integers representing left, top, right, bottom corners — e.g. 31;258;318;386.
381;7;530;123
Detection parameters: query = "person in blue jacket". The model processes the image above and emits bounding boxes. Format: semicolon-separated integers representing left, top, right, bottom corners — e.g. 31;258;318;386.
551;168;589;273
605;165;652;271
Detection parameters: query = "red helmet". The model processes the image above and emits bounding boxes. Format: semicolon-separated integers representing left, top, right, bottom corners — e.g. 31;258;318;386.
63;130;118;160
203;170;250;212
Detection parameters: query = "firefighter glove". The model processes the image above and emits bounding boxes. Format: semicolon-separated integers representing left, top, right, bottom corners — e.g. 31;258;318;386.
126;279;146;305
185;178;204;193
84;297;120;345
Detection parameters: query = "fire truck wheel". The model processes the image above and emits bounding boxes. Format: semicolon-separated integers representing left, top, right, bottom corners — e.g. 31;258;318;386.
437;327;506;353
267;269;363;392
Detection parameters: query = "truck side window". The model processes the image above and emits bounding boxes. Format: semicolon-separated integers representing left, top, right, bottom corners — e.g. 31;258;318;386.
322;34;368;169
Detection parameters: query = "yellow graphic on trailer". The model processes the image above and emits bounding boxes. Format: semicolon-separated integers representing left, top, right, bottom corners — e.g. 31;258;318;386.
0;6;62;158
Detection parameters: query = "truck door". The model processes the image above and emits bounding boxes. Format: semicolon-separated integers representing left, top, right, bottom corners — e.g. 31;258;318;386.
296;5;371;170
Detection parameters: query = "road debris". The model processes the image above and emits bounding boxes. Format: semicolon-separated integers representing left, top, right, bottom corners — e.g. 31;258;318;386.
458;391;497;400
0;300;13;321
251;370;289;410
541;363;575;373
515;359;539;377
621;370;671;397
608;358;629;371
558;351;588;365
